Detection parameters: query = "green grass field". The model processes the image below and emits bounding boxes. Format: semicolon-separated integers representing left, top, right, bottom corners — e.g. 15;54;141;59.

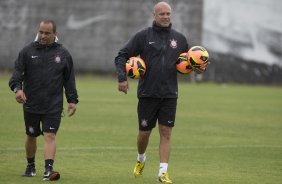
1;74;282;184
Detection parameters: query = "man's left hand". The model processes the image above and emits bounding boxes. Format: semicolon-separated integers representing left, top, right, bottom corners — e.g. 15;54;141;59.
194;67;206;74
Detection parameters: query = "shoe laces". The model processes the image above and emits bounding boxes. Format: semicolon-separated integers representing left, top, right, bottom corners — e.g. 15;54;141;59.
160;173;171;181
135;162;144;174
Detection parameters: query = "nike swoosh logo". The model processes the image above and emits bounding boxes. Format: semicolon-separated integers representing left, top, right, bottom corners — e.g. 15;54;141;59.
149;42;155;44
66;14;109;30
31;56;38;58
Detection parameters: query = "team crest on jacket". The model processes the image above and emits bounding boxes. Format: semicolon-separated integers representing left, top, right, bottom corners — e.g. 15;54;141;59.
54;55;61;63
170;39;177;49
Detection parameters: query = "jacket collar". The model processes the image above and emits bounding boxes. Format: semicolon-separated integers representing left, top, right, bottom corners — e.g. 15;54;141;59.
33;41;61;49
152;21;172;33
33;34;60;48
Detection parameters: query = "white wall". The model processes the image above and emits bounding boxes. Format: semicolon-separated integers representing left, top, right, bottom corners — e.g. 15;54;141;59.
203;0;282;66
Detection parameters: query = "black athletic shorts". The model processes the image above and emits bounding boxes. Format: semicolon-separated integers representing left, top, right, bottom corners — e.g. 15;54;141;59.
137;98;177;131
24;111;62;137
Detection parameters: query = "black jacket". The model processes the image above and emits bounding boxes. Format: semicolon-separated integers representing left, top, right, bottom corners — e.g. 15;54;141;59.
9;41;78;114
115;22;189;98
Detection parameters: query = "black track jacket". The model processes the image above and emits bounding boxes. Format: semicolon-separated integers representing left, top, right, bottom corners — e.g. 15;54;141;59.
9;41;78;114
115;22;189;98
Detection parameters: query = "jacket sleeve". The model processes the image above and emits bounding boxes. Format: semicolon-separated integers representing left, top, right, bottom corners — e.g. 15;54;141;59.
8;49;26;92
114;30;145;82
183;36;189;53
185;42;189;53
63;51;79;104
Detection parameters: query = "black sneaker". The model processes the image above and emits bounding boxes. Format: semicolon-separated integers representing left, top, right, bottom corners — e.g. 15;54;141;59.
22;166;36;177
42;169;60;181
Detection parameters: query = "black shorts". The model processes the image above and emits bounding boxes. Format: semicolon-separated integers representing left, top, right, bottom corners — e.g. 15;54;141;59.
24;111;62;137
137;98;177;131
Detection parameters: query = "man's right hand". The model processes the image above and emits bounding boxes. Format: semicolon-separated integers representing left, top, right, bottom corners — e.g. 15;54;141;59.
15;90;27;103
118;81;129;94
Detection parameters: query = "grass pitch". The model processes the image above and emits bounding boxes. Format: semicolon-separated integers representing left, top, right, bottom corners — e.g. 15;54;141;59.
0;74;282;184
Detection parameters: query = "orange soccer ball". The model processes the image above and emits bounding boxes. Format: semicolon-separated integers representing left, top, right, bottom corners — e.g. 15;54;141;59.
176;52;193;75
126;57;146;79
187;46;209;70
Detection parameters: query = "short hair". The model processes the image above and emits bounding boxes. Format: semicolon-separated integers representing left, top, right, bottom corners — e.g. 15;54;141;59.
40;20;57;33
153;1;171;14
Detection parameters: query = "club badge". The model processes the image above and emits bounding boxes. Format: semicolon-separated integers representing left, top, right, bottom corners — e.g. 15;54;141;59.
141;119;148;127
54;55;61;63
170;39;177;49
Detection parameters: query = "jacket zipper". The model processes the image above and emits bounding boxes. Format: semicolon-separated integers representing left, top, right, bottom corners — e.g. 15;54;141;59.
160;35;167;97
